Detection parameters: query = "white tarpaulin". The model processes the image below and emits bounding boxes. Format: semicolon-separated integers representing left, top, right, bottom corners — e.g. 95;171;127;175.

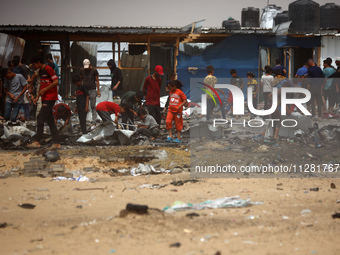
2;122;35;141
76;121;134;145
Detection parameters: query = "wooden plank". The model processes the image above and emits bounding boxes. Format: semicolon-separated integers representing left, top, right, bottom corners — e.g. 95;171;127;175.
174;36;179;74
112;42;115;62
147;36;150;75
118;38;121;68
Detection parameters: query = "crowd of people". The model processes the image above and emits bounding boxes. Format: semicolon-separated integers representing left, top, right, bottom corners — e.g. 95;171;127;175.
204;57;340;139
0;54;188;148
0;53;339;147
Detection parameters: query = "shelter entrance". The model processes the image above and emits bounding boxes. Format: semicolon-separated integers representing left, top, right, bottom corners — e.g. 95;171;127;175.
292;48;313;75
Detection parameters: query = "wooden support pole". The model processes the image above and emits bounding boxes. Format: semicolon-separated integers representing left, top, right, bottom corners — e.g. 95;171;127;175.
288;48;291;78
118;38;121;68
267;48;270;66
174;36;179;75
112;42;115;63
59;36;70;98
147;35;151;75
190;22;196;34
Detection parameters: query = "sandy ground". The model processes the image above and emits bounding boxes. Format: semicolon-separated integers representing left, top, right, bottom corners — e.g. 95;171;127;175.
1;146;340;255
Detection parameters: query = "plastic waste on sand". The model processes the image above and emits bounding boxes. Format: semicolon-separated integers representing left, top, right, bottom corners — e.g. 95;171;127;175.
163;196;263;213
51;176;89;182
131;163;168;176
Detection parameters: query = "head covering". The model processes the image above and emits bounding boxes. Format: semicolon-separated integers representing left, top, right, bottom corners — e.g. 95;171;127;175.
155;65;164;75
107;59;117;73
83;59;90;69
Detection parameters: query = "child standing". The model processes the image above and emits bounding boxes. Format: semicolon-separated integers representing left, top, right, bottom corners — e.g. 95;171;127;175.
247;72;259;112
165;80;187;143
73;74;89;134
204;65;226;120
261;66;274;112
229;69;244;115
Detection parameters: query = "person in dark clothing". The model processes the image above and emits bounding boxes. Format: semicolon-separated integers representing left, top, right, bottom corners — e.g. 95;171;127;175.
107;59;124;98
120;90;144;130
272;58;287;77
73;74;89;134
7;61;14;72
307;59;325;119
12;56;29;79
0;66;5;117
80;59;101;124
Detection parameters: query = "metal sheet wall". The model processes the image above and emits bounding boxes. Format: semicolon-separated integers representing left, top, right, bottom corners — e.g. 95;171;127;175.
320;36;340;64
0;32;25;66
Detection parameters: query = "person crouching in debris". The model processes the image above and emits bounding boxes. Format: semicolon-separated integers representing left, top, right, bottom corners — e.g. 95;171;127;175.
165;80;187;143
26;54;60;149
135;108;159;139
53;103;72;133
73;74;89;134
120;90;144;130
95;101;129;126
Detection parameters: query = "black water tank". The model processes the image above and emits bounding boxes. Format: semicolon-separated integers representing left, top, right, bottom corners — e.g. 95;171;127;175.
289;0;320;34
274;11;289;25
241;7;260;27
320;3;340;30
222;18;241;30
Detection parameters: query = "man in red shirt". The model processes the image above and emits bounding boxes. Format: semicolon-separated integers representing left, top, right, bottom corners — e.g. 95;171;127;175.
95;101;129;126
26;54;60;149
143;65;163;125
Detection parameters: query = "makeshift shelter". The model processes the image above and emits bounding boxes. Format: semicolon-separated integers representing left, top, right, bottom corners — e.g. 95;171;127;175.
177;33;322;98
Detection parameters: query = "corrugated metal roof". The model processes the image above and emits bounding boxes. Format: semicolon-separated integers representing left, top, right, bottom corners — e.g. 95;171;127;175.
0;25;187;34
201;27;274;35
0;25;337;44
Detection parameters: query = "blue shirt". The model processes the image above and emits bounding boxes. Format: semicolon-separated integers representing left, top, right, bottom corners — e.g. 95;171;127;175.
273;65;286;76
296;66;308;77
